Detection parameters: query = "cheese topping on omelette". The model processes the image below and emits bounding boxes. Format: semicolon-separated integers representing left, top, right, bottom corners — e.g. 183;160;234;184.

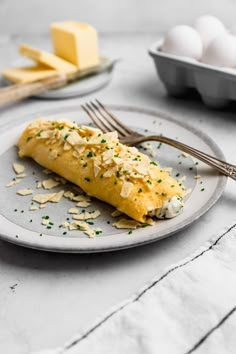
17;118;184;223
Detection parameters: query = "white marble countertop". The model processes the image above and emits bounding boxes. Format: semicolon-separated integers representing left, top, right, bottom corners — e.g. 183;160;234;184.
1;33;236;354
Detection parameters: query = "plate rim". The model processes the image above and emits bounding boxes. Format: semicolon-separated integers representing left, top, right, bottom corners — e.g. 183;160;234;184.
1;60;113;100
0;104;227;253
36;70;112;99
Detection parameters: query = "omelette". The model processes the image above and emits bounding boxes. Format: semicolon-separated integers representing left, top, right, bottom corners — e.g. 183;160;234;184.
17;118;184;223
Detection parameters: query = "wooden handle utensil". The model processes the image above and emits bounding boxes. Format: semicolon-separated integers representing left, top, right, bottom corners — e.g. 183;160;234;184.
0;57;119;107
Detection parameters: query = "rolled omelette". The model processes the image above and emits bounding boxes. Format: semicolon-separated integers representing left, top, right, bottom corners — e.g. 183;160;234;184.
17;118;184;223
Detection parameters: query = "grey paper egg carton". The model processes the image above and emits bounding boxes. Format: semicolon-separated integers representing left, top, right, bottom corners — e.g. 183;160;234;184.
149;40;236;108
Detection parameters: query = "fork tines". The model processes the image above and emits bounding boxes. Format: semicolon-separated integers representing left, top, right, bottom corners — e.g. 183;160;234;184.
81;99;131;137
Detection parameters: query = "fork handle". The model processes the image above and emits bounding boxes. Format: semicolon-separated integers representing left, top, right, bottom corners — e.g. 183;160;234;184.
133;135;235;180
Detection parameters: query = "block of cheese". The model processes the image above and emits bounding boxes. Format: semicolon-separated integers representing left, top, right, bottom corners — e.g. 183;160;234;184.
19;44;77;75
2;65;56;84
50;21;99;70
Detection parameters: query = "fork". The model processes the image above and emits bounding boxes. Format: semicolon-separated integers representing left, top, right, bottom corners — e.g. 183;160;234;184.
81;99;236;180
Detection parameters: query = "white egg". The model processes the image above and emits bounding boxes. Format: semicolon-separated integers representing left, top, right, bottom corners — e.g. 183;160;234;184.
194;15;226;49
161;25;203;60
201;34;236;67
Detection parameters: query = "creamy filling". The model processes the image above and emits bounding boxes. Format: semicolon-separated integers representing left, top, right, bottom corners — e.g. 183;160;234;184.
148;196;184;219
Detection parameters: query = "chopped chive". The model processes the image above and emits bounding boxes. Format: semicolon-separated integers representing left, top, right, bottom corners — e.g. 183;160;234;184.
87;151;93;157
138;188;142;193
84;177;90;182
101;139;106;143
141;223;148;228
128;230;133;234
176;173;180;177
150;161;157;166
157;179;162;183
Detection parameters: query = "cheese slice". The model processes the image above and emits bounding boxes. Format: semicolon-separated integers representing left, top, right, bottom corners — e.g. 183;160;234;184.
19;44;77;75
2;65;56;84
50;21;99;70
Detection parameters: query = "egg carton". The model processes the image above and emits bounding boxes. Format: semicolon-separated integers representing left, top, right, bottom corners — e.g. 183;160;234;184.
149;40;236;108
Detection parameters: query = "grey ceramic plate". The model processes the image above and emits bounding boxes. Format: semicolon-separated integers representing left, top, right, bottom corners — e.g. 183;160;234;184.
36;70;112;99
0;105;227;253
1;58;113;99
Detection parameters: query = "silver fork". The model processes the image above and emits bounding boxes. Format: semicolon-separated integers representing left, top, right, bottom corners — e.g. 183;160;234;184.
81;99;236;180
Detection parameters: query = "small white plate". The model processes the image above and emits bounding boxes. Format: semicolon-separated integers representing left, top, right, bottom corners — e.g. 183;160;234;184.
0;105;226;253
36;70;112;99
0;58;113;99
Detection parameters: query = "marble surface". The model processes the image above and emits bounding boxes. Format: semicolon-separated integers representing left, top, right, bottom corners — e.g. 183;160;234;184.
1;33;236;354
